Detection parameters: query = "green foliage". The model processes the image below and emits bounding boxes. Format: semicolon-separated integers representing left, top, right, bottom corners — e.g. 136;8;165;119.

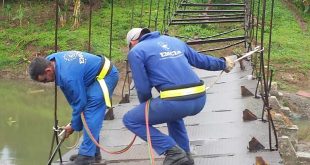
293;0;310;13
12;4;25;27
4;4;12;21
0;0;309;80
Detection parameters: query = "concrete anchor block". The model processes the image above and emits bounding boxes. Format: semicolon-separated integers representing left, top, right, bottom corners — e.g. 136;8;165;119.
278;136;297;165
248;137;265;152
269;96;281;111
241;86;254;97
243;109;257;121
297;152;310;165
273;112;283;122
270;82;278;96
287;125;299;147
280;106;291;116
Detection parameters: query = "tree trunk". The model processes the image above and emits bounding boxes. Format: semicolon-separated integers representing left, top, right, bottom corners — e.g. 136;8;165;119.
59;0;69;27
72;0;81;29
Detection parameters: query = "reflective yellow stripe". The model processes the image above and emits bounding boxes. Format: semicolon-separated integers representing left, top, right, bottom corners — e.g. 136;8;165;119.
97;57;111;80
96;57;112;108
160;84;206;99
97;78;111;108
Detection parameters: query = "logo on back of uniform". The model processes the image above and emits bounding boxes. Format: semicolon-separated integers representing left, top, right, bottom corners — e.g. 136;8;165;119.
64;51;87;64
157;42;183;59
158;41;170;51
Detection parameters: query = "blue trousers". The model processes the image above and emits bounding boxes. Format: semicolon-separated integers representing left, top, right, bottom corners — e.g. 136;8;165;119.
123;94;206;155
79;67;119;156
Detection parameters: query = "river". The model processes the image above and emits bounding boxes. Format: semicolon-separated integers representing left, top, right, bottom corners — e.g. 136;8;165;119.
1;79;81;165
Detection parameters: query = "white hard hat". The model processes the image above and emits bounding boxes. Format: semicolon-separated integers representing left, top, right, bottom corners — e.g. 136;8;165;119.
126;28;150;46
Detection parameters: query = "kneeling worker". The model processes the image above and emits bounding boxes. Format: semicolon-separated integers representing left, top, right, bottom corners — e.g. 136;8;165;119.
123;28;235;165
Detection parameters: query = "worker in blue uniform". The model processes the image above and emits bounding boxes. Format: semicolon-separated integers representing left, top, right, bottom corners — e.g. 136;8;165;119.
29;51;119;165
123;28;235;165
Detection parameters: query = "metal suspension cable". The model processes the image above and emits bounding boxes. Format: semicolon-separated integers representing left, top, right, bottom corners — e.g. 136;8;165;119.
120;0;136;104
186;36;245;45
250;0;255;45
48;0;62;164
88;0;93;52
197;40;245;53
161;0;168;33
175;9;245;13
179;3;245;7
255;0;261;45
167;0;172;26
243;0;247;49
140;0;145;27
175;27;240;40
246;0;255;52
259;0;277;151
267;0;278;150
172;0;177;19
171;16;245;21
148;0;153;28
266;0;275;88
170;19;244;25
260;0;268;112
130;0;135;28
253;0;261;90
109;0;114;60
154;0;160;30
174;13;245;17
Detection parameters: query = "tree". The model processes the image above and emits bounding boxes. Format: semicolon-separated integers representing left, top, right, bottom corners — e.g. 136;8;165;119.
59;0;69;27
72;0;81;29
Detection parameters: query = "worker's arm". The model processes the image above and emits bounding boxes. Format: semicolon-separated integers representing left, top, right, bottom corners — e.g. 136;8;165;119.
184;44;226;71
62;79;87;131
128;51;152;103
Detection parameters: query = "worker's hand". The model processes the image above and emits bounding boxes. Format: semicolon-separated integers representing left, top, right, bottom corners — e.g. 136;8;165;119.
64;124;74;139
223;57;235;73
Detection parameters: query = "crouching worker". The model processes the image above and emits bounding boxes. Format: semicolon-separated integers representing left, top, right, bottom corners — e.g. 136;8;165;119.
29;51;119;165
123;28;235;165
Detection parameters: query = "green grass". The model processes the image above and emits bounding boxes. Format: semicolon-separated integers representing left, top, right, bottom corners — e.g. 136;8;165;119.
1;0;309;88
270;0;310;73
0;0;173;69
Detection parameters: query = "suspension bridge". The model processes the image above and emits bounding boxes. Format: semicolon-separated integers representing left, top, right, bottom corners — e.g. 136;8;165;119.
48;0;283;164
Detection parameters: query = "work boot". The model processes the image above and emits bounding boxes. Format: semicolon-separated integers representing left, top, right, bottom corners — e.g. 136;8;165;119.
70;147;102;163
163;146;190;165
69;153;102;163
66;154;95;165
186;152;195;165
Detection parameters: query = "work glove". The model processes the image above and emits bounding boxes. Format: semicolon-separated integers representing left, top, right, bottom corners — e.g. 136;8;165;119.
222;56;235;73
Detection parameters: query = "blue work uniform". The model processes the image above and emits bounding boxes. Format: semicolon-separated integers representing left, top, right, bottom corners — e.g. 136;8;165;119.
46;51;119;156
123;32;226;154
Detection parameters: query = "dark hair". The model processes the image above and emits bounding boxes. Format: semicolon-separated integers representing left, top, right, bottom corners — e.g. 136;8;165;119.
28;57;50;81
140;28;151;37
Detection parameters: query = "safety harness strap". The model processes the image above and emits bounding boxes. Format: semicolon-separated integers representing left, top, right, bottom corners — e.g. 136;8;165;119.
160;82;206;100
97;79;111;107
97;57;111;80
96;57;112;108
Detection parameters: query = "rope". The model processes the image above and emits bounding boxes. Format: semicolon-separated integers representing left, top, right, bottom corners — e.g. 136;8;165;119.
145;100;155;164
81;112;136;154
79;101;154;162
64;132;81;149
